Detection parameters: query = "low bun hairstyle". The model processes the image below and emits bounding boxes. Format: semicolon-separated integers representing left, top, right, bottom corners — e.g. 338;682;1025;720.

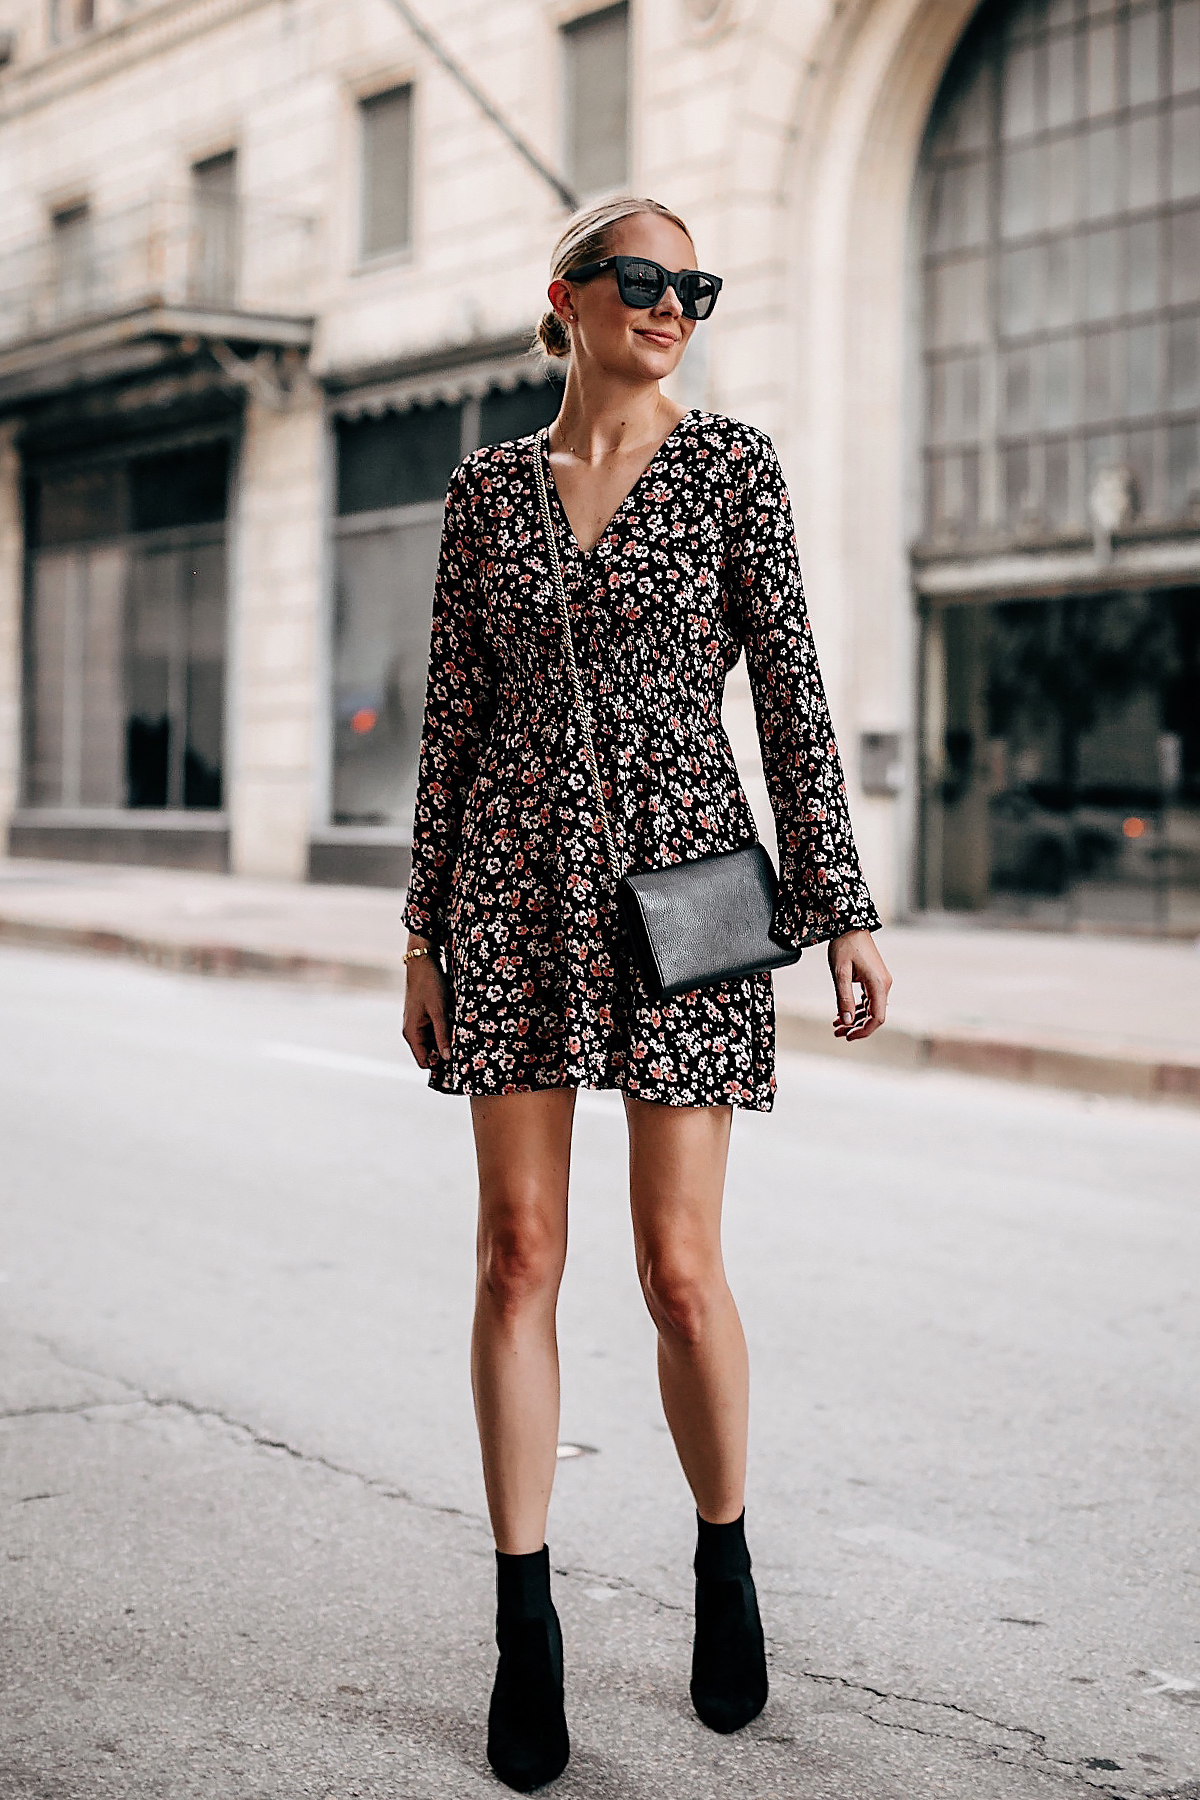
533;194;695;362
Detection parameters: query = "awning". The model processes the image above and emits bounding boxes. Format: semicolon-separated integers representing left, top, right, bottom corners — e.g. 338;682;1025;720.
325;334;555;420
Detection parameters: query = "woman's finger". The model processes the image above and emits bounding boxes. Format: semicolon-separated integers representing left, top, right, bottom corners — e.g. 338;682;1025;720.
428;990;452;1061
831;954;856;1030
848;968;889;1039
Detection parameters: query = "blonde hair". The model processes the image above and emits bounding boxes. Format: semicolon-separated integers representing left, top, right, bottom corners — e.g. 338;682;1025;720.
533;194;695;361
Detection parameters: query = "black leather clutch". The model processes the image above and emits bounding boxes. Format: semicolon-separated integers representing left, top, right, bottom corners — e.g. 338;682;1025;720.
534;429;802;1002
618;843;799;999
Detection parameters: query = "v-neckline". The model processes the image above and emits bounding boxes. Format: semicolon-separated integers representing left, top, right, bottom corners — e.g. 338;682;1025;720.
540;409;695;560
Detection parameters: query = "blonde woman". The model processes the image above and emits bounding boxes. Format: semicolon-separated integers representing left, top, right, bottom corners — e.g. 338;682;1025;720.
403;196;890;1791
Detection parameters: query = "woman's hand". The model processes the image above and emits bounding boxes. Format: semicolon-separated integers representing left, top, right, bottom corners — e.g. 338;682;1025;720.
402;939;452;1069
828;930;892;1042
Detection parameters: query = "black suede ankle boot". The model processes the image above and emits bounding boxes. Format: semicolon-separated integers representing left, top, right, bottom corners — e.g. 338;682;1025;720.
690;1510;769;1733
486;1546;570;1792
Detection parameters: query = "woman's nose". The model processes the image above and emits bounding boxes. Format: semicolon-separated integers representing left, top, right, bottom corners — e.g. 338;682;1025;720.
651;285;684;320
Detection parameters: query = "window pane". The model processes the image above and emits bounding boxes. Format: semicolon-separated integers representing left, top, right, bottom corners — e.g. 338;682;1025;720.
1045;337;1074;424
563;4;629;196
1085;20;1116;115
1168;314;1200;407
32;464;125;546
360;86;412;259
1045;133;1078;227
1045;235;1075;325
332;520;443;829
1171;98;1200;199
1168;205;1200;302
1083;328;1122;421
1127;321;1159;414
1001;42;1038;138
479;380;562;446
929;255;989;347
1129;7;1162;102
1047;33;1079;126
129;442;228;533
1084;121;1119;216
336;404;463;513
1083;226;1119;317
126;550;176;809
1002;144;1041;235
184;543;226;809
1002;244;1045;333
1128;112;1161;209
190;150;238;306
1172;0;1200;94
1127;216;1160;308
78;547;126;808
27;554;73;805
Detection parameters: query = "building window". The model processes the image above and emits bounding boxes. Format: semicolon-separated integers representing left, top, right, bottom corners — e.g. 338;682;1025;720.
190;150;238;307
359;85;414;261
918;0;1200;932
50;200;93;324
48;0;95;43
329;380;562;831
562;5;629;197
25;441;231;813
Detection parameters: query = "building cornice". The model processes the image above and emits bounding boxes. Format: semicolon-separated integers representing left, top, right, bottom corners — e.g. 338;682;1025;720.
0;0;282;123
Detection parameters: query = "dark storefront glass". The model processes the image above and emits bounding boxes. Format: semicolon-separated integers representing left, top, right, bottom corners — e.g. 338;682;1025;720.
918;0;1200;931
330;380;561;831
25;440;230;812
925;588;1200;929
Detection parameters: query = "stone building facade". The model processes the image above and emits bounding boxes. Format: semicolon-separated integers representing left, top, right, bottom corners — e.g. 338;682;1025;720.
1;0;1197;932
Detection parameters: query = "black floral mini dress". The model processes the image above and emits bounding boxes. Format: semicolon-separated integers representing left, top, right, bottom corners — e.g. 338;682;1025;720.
402;407;880;1111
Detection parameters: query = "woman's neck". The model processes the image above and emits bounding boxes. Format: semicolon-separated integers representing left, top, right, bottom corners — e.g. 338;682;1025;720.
549;380;686;464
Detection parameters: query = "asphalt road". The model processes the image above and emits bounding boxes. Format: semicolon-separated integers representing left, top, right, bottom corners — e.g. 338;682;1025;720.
1;943;1198;1800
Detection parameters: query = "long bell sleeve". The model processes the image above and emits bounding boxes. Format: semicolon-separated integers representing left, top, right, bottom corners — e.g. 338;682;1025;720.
728;429;882;950
401;463;498;948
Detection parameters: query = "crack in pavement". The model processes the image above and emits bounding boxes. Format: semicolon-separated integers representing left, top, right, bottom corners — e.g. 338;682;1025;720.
799;1671;1132;1800
6;1340;1146;1799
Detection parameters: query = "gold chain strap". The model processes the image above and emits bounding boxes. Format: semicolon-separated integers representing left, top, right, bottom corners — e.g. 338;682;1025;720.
533;429;623;882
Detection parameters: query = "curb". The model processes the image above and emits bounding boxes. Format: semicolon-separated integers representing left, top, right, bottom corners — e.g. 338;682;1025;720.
3;913;1198;1110
775;1012;1200;1109
0;917;402;991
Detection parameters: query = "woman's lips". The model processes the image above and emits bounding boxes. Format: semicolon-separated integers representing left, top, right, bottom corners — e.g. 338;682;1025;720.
636;328;678;347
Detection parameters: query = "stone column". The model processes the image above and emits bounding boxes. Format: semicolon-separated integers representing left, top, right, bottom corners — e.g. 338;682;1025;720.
0;422;24;844
228;377;327;881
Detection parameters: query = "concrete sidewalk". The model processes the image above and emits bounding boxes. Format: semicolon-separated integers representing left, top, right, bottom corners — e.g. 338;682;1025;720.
1;855;1197;1108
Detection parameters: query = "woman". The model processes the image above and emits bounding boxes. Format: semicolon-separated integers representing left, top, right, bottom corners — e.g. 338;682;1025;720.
402;195;891;1792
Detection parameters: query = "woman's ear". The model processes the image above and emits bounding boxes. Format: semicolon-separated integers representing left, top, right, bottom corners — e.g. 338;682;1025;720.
547;277;575;324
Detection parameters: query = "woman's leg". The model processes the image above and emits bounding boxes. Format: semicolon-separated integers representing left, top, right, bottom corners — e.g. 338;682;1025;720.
624;1096;746;1523
626;1094;768;1733
470;1089;576;1555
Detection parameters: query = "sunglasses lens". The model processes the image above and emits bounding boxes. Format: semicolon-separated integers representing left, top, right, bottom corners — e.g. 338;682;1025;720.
619;260;664;306
678;273;718;319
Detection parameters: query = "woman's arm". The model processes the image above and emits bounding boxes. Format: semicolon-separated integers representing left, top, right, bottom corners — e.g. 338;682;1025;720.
728;429;890;1037
401;462;498;949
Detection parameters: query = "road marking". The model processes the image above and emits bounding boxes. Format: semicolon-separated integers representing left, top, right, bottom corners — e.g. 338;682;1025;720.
260;1043;426;1083
258;1043;624;1117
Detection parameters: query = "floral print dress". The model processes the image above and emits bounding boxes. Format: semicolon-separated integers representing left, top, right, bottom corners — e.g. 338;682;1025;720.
402;407;880;1111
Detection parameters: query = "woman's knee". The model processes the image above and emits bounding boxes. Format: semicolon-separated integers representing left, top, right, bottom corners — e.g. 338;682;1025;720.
638;1247;724;1348
477;1201;564;1315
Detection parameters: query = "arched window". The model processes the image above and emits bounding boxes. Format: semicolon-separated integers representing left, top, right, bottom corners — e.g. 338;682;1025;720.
917;0;1200;929
922;0;1200;541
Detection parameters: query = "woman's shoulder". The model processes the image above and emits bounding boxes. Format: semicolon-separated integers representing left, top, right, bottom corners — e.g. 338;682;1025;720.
451;429;544;487
687;408;778;465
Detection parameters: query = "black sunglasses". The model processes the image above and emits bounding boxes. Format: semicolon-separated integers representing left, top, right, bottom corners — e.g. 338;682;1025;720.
566;254;723;321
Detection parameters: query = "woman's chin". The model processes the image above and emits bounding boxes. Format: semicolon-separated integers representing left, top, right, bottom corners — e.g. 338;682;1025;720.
625;343;684;381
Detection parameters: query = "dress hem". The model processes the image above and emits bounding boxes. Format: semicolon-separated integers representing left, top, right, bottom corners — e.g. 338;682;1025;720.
425;1068;775;1114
